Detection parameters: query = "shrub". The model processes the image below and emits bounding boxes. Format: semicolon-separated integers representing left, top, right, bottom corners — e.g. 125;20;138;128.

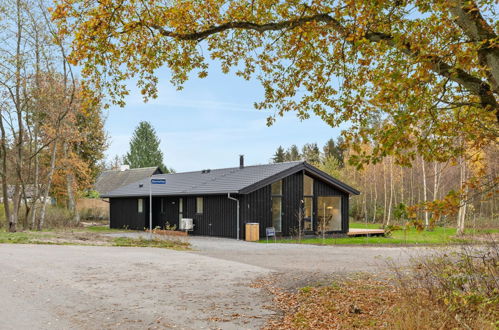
43;206;79;229
392;242;499;329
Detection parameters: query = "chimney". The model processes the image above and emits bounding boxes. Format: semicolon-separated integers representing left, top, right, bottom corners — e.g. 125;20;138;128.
239;155;244;169
120;164;130;171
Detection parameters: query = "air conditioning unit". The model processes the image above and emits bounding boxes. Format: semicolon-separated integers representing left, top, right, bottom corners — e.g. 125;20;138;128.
180;218;194;231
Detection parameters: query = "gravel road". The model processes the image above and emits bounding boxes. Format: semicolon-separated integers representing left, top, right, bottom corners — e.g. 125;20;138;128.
0;238;440;329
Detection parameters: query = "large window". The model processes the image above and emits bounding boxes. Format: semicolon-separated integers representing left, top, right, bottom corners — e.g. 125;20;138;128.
138;198;143;213
303;174;314;231
271;180;283;232
317;196;342;231
196;197;203;214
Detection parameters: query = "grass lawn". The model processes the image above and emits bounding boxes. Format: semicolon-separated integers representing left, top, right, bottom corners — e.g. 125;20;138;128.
260;221;498;245
0;226;190;250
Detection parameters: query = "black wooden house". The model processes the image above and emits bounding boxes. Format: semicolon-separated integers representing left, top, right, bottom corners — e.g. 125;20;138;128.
102;157;359;239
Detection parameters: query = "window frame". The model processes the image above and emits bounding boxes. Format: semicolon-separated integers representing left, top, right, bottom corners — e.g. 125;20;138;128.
271;180;283;232
196;197;204;214
303;174;314;231
317;196;342;232
138;198;144;213
179;198;183;222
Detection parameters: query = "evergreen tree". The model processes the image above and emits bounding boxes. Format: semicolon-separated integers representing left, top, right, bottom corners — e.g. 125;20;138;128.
272;146;286;163
285;145;301;161
302;143;321;164
123;121;168;172
323;137;345;166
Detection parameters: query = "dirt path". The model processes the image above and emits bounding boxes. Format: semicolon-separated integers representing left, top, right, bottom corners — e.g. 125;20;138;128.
0;240;443;329
0;244;273;330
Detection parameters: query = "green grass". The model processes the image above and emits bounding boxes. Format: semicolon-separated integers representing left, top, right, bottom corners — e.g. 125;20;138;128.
0;228;191;250
0;231;55;244
260;223;498;246
112;237;190;250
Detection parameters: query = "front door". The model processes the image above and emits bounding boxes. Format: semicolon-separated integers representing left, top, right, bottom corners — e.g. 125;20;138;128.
317;196;342;232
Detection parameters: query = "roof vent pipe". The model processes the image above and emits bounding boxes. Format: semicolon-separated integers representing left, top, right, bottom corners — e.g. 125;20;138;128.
239;155;244;169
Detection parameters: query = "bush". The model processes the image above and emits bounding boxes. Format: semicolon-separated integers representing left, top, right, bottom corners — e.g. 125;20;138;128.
43;206;79;229
392;243;499;329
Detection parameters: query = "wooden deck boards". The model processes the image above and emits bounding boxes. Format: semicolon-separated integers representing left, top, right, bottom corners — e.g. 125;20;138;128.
347;228;386;237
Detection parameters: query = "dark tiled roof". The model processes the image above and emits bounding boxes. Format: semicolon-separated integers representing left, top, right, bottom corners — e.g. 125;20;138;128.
94;167;162;195
101;161;359;198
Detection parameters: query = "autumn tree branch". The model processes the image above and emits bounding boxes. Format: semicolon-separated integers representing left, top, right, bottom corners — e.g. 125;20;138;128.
147;11;499;120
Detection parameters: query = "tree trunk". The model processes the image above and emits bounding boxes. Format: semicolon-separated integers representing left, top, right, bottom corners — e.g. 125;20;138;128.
373;168;377;223
386;157;394;226
422;157;429;228
383;160;387;226
456;157;467;236
38;140;58;230
64;142;80;224
0;112;12;231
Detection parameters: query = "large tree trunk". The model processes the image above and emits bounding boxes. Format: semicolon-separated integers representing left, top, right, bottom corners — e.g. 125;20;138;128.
9;0;24;232
0;112;12;231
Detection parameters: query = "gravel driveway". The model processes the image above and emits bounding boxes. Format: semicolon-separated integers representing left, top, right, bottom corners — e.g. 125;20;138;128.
0;238;440;329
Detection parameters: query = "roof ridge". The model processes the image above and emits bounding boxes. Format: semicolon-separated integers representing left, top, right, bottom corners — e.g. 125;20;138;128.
153;161;304;177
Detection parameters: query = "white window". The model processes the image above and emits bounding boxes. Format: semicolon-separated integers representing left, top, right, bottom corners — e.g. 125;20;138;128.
138;198;143;213
271;180;283;232
196;197;203;214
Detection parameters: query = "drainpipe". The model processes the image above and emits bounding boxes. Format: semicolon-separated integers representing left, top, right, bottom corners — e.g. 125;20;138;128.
227;193;240;240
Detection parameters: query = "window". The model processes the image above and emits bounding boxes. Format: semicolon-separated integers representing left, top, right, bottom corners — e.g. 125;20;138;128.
179;198;183;222
138;198;143;213
271;180;282;195
317;196;342;231
160;198;164;213
272;197;282;232
196;197;203;214
271;180;283;232
304;174;314;196
303;174;314;230
303;197;313;231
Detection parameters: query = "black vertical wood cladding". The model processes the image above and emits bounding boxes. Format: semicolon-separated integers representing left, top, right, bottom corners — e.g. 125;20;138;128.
240;185;271;239
282;172;303;236
110;197;147;229
152;197;179;229
109;171;351;237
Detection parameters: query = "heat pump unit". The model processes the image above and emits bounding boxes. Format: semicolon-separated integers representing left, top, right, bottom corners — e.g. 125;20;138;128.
180;218;194;231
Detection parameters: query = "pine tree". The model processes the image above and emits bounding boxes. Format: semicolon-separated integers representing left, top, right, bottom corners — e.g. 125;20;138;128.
302;143;321;164
272;146;286;163
123;121;168;172
323;137;345;166
285;145;301;161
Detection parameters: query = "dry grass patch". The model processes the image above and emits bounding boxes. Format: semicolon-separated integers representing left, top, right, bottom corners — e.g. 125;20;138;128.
260;244;498;329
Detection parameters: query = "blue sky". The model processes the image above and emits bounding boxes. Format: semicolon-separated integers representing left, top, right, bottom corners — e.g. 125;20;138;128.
104;64;343;172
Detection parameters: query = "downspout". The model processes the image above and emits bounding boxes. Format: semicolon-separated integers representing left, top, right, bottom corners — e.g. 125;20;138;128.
227;193;240;240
